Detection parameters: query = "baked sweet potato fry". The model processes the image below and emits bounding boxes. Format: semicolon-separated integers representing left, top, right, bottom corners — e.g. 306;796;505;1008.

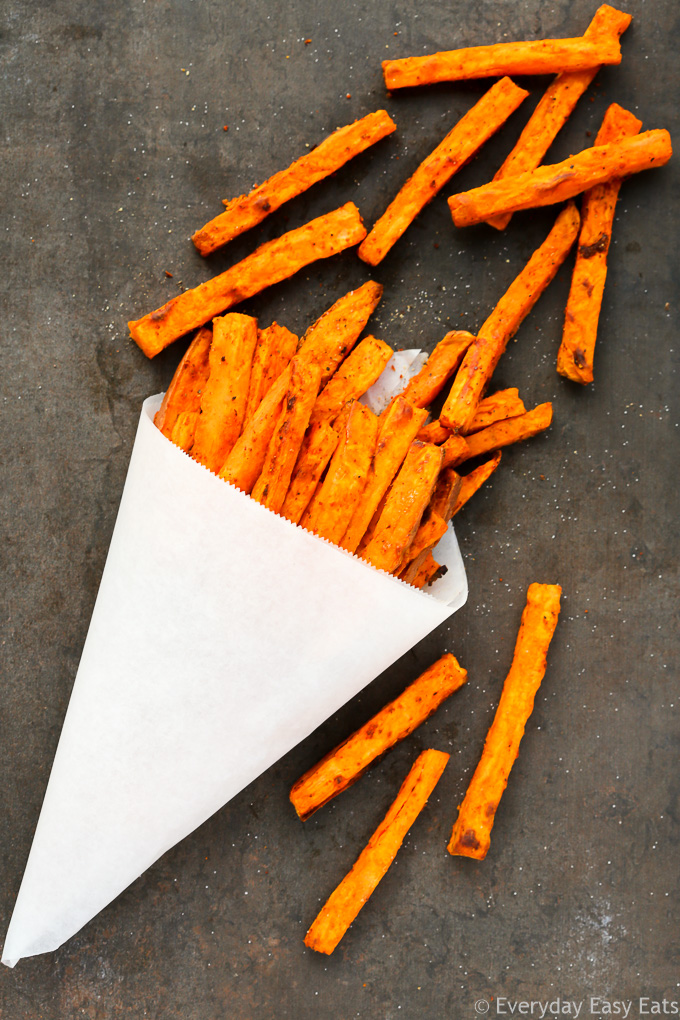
557;103;642;384
410;552;442;590
486;6;632;230
400;331;476;410
361;441;443;574
357;78;528;265
251;359;323;513
191;314;258;471
291;653;466;821
305;748;450;954
154;326;212;436
341;397;428;554
382;6;626;89
416;419;451;445
440;434;470;469
192;110;396;256
450;403;553;467
441;202;580;433
244;323;298;425
298;280;384;385
399;469;462;583
448;130;672;227
169;410;200;453
448;583;562;860
300;402;378;544
430;467;463;522
451;451;502;517
397;509;448;577
128;202;367;357
280;421;339;525
464;388;526;434
310;335;393;425
219;364;291;492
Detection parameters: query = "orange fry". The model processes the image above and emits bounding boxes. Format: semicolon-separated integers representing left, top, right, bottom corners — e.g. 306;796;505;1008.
465;387;526;434
417;419;451;445
280;421;339;525
358;78;528;265
251;359;323;514
440;434;470;469
310;335;393;425
191;314;258;471
397;509;448;577
409;552;442;589
154;326;212;436
441;202;580;433
557;103;642;384
486;6;632;230
430;467;463;522
192;110;396;255
451;452;502;516
401;331;476;410
129;202;367;357
449;130;672;227
169;410;200;454
244;323;298;426
448;583;562;860
361;441;443;574
301;402;378;544
450;403;553;467
305;749;449;955
291;653;466;820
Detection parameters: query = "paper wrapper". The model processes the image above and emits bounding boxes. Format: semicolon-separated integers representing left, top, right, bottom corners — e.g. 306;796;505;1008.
2;392;467;967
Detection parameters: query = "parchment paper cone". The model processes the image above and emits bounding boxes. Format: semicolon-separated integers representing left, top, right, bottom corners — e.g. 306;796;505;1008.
2;393;467;966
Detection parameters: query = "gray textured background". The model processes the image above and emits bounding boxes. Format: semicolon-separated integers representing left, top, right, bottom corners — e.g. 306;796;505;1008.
1;1;678;1017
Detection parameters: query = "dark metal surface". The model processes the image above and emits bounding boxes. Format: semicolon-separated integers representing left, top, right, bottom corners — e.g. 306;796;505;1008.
1;0;678;1016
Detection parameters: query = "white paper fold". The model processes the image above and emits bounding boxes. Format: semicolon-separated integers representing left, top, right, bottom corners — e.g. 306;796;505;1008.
2;394;467;966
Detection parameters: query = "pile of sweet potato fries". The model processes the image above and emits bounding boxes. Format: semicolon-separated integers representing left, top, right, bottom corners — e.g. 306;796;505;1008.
128;4;670;953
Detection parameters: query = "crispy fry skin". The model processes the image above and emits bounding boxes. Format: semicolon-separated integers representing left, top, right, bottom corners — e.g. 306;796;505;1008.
557;104;642;384
341;397;428;553
449;403;553;467
192;111;396;255
382;5;626;89
448;583;562;860
397;509;448;576
448;130;671;227
304;749;449;954
451;452;502;516
128;202;367;357
441;203;580;433
191;314;258;471
401;331;476;409
169;410;200;453
417;419;451;444
361;441;443;573
251;359;323;513
310;335;393;425
300;402;379;543
154;327;212;436
486;6;632;230
441;434;470;469
291;654;465;821
358;78;528;265
464;388;526;434
280;421;339;525
244;323;298;425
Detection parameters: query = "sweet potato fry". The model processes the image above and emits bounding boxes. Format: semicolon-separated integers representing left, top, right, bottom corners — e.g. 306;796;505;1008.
298;280;384;385
280;421;339;525
169;410;199;454
451;452;502;516
486;5;632;230
192;110;396;256
128;202;367;357
382;6;626;89
154;326;212;436
464;388;526;434
361;441;443;573
244;323;298;425
449;403;553;467
441;202;580;433
341;397;428;553
358;78;528;265
310;335;393;425
440;434;470;469
430;467;463;522
305;748;449;954
291;653;466;821
399;470;461;584
557;103;642;384
191;314;258;471
251;359;323;513
416;419;451;445
448;583;562;860
448;130;672;227
300;402;378;544
397;509;448;577
219;364;291;492
400;331;476;410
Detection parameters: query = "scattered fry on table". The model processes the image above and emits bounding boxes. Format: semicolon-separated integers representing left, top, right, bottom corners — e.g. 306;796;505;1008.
448;582;562;860
399;330;476;410
305;749;450;954
192;110;396;256
449;403;553;467
280;421;339;525
557;103;642;384
128;201;367;357
244;323;298;426
358;77;528;265
451;452;502;517
154;326;212;436
441;202;580;433
448;130;672;227
310;335;393;426
464;388;526;434
291;653;466;821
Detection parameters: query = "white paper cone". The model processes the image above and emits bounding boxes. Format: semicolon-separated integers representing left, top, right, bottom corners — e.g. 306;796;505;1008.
2;395;467;966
